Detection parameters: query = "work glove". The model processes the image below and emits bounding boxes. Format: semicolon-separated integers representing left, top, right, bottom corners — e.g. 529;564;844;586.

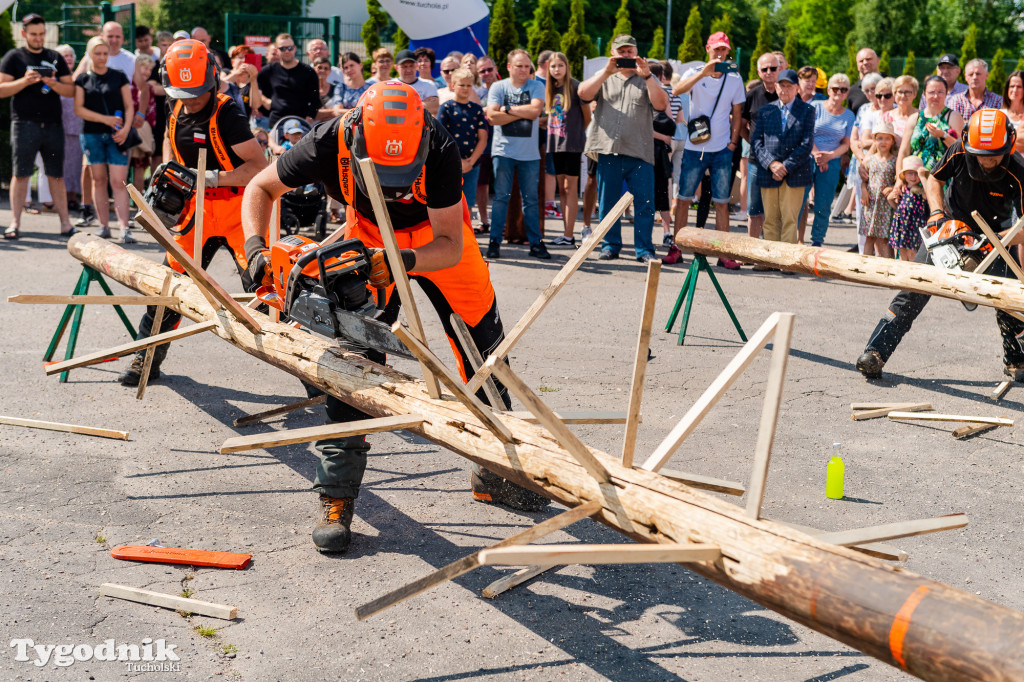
367;248;416;289
188;168;219;188
924;209;949;234
244;235;273;290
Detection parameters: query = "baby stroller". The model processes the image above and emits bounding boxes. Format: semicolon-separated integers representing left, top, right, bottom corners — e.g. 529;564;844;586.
269;115;328;240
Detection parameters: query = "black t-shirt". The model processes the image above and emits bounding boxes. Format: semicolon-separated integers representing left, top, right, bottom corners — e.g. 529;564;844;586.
931;140;1024;231
75;69;129;134
847;80;869;115
167;94;254;170
742;84;779;124
256;61;319;127
0;47;71;123
276;114;463;230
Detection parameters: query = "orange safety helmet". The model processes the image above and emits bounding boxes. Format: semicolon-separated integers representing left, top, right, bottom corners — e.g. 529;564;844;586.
964;108;1016;156
161;39;217;99
343;81;431;198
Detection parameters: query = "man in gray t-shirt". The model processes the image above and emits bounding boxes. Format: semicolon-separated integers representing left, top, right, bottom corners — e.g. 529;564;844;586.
484;49;549;260
579;34;668;262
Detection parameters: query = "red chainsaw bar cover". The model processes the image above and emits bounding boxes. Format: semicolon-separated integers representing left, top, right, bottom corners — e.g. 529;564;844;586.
111;545;252;569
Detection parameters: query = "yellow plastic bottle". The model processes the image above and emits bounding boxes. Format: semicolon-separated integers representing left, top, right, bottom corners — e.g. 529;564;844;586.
826;443;844;500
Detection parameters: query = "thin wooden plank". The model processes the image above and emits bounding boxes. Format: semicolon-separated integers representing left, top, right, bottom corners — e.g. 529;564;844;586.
481;565;553;599
392;323;514;443
100;583;237;620
852;403;932;421
746;312;795;520
136;274;173;400
220;415;423;453
44;320;217;375
8;295;178;306
641;313;782;473
269;197;280;323
485;357;610;483
972;211;1024;282
233;395;327;427
466;192;634;394
0;415;128;440
357;158;441;399
193;148;207;259
817;514;968;547
449;313;505;410
991;381;1012;402
850;402;932;410
622;260;661;468
953;423;1001;440
972;213;1024;275
658;468;745;496
888;412;1014;426
779;521;908;562
504;410;628;425
355;500;602;620
127;183;262;335
229;293;256;301
478;543;722;566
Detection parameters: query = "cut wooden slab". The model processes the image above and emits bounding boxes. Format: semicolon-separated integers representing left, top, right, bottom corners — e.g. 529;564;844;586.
658;468;745;496
991;381;1012;402
953;423;1001;440
229;293;256;301
817;514;968;547
505;410;628;424
482;565;553;599
852;403;932;421
100;583;237;620
220;415;423;453
137;274;173;400
622;260;661;468
233;395;327;427
8;294;178;306
44;320;217;375
0;415;128;440
888;412;1014;426
478;543;722;566
466;192;633;394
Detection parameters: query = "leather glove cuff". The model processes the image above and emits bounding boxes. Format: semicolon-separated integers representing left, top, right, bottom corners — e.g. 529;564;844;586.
244;235;268;262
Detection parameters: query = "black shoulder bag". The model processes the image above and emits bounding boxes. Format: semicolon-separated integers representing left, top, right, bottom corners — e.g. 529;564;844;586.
687;74;727;145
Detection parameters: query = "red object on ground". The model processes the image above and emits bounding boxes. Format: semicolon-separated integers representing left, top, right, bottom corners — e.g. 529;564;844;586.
111;545;252;569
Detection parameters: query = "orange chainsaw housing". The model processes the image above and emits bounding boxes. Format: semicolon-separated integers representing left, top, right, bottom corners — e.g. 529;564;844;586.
926;219;992;254
257;235;362;311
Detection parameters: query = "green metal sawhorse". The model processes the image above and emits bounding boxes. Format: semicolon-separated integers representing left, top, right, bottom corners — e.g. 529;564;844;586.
665;254;746;346
43;265;136;382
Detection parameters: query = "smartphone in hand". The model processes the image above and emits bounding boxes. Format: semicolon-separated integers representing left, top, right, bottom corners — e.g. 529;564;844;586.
243;53;262;71
713;61;738;74
614;57;637;69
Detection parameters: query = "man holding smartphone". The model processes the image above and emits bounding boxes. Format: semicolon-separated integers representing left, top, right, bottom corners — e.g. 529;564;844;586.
666;31;745;268
579;34;668;263
0;13;74;239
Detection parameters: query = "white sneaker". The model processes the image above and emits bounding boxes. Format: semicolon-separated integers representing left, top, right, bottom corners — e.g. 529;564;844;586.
733;210;748;221
121;228;137;244
551;235;575;246
581;225;593;241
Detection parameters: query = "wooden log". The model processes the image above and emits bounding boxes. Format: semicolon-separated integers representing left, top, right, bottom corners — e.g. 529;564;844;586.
8;294;178;306
673;226;1024;314
482;565;553;598
990;381;1012;402
505;410;628;424
622;260;660;468
478;543;723;566
220;415;424;453
233;395;327;426
818;514;968;547
69;233;1024;682
137;274;173;400
953;423;1000;440
0;415;128;440
44;321;217;375
889;412;1014;426
852;403;932;421
100;583;236;620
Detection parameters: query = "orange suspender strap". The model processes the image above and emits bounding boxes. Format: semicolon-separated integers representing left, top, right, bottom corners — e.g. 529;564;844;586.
336;111;428;208
168;99;184;164
167;94;235;172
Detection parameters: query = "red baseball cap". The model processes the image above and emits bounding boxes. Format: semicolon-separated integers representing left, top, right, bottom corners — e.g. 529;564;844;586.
706;32;730;52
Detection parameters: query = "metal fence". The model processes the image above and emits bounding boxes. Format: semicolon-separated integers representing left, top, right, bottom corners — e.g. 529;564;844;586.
59;1;134;60
225;14;330;63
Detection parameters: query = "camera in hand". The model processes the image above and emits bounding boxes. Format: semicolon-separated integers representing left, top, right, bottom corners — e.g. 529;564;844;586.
614;57;637;69
144;161;197;234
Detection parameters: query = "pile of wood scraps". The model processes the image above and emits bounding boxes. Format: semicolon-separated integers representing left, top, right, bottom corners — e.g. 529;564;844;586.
852;402;1013;439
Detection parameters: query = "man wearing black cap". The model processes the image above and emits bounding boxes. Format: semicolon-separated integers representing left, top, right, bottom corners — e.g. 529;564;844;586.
396;48;439;115
929;53;967;107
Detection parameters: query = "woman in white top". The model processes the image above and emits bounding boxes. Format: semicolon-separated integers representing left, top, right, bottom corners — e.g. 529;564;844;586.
885;75;918;140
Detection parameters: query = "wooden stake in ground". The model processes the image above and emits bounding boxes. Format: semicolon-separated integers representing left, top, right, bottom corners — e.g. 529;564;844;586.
233;394;327;427
193;148;207;258
466;193;633;394
357;158;441;399
0;415;128;440
44;321;217;375
220;415;424;453
100;583;236;620
136;274;173;400
449;313;505;410
622;260;660;468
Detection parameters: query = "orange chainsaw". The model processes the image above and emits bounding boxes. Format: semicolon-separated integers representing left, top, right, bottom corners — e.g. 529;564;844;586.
920;218;993;311
255;235;414;360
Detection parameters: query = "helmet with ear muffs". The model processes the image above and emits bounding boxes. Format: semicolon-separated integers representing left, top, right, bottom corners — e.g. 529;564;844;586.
963;108;1017;183
161;39;219;99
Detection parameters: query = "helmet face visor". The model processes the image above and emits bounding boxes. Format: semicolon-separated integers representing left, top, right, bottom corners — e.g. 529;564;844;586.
965;152;1009;183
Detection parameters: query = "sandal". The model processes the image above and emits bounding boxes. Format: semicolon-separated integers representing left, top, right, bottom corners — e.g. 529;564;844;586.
23;203;40;215
41;202;55;212
4;226;18;240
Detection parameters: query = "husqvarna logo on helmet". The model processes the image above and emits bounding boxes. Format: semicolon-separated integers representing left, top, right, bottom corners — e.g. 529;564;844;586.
384;140;403;156
179;67;192;83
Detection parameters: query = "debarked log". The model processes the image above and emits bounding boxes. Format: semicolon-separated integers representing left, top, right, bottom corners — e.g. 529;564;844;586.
674;227;1024;313
68;233;1024;681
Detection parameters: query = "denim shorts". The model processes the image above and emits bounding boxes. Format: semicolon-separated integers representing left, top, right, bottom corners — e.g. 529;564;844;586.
80;132;129;167
12;119;64;178
677;147;733;203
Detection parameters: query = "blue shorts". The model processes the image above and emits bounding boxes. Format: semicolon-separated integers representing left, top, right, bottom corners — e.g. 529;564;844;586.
676;147;733;203
80;132;129;167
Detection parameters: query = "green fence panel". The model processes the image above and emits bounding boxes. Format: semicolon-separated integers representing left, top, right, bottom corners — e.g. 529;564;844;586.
224;13;329;65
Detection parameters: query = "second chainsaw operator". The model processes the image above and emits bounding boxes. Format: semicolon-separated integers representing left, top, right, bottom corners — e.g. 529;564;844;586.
241;80;550;555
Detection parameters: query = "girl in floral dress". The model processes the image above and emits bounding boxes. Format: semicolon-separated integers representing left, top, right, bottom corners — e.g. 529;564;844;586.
861;121;897;258
888;155;928;261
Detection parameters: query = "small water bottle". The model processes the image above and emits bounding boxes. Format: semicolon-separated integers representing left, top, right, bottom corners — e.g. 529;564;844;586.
826;442;844;500
114;109;122;130
40;82;50;94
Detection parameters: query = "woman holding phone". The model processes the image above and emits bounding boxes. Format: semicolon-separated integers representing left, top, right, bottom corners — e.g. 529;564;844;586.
223;45;262;121
74;35;134;243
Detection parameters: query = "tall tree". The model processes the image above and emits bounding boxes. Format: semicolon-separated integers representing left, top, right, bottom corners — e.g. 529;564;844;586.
787;0;852;75
648;26;665;60
489;0;519;76
959;23;978;83
749;11;771;80
878;49;890;75
561;0;592;77
783;28;798;69
1017;56;1024;73
709;12;732;38
362;0;387;57
141;0;306;48
393;26;409;53
678;5;704;63
847;41;858;79
903;50;916;77
527;0;561;59
610;0;631;45
988;48;1008;93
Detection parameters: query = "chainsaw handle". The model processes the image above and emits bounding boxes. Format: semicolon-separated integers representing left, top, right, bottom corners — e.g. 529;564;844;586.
313;239;370;287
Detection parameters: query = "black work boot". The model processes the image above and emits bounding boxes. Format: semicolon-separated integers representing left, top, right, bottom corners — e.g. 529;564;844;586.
471;469;549;512
1005;364;1024;382
856;349;885;379
118;343;169;386
312;495;354;553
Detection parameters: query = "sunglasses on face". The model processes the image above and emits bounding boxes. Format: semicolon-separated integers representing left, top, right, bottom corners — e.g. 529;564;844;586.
831;87;849;93
442;68;456;74
877;92;893;99
897;90;914;95
479;67;495;73
278;45;296;52
760;66;778;73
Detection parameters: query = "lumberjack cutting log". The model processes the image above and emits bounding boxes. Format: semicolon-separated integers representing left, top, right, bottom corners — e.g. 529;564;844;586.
240;80;550;553
856;109;1024;380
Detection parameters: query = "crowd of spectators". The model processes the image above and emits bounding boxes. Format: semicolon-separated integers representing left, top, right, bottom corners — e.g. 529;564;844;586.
3;13;1022;274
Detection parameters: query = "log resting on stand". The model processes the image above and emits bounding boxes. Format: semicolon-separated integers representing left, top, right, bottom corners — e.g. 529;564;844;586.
68;233;1024;682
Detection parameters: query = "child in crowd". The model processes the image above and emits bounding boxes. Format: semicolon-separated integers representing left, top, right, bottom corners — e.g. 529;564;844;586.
544;52;588;247
887;155;928;261
270;123;305;156
860;121;897;258
436;68;488;213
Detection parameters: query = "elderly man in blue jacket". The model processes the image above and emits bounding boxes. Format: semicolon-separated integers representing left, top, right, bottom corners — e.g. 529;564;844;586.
751;68;815;252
